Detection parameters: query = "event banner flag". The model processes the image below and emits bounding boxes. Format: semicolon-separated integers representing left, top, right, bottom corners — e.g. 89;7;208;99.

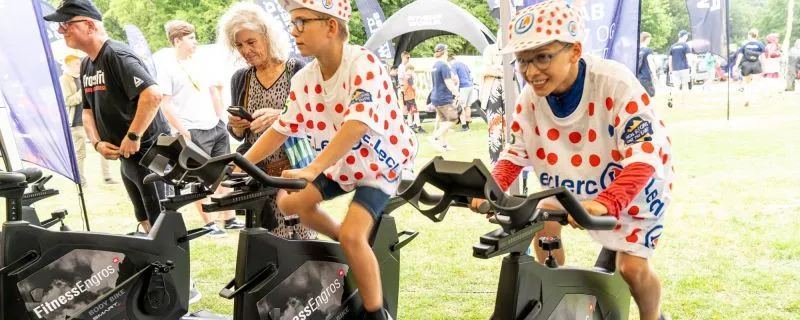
255;0;304;60
0;0;79;182
124;24;158;77
526;0;640;72
686;0;728;57
355;0;395;60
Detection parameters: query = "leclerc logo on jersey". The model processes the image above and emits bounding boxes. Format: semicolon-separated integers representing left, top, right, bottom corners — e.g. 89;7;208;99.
644;224;663;249
538;162;623;196
312;133;401;179
133;76;143;88
599;162;624;189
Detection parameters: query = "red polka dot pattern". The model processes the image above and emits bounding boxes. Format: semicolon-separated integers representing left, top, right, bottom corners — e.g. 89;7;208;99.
571;154;582;167
589;154;600;167
568;132;581;143
547;128;559;141
626;101;638;114
547;153;558;165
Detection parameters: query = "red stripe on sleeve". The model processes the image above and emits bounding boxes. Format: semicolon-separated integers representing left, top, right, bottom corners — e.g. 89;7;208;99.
491;160;524;192
594;162;655;216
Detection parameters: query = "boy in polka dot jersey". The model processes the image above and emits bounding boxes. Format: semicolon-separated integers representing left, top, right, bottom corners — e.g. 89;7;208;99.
471;1;673;319
242;0;415;319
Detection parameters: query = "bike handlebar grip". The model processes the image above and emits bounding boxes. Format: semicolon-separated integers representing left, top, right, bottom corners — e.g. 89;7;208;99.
142;173;163;184
555;189;617;230
233;154;307;190
488;215;510;225
418;189;442;205
228;172;248;179
476;200;491;214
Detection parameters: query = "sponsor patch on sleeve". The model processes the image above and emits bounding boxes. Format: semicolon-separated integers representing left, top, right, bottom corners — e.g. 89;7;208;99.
622;116;653;145
350;89;373;105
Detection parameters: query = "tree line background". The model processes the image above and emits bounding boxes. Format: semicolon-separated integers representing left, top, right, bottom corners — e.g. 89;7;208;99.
49;0;797;57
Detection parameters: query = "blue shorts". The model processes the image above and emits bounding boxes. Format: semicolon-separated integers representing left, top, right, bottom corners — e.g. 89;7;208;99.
311;174;390;220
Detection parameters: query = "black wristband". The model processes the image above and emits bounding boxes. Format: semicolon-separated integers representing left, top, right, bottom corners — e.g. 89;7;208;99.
93;141;101;151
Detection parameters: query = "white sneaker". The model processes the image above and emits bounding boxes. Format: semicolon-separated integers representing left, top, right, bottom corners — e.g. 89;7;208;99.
204;223;227;238
427;136;446;152
189;280;202;305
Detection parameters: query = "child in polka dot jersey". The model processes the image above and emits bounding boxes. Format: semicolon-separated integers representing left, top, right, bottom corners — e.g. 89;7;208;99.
471;1;673;320
242;0;415;319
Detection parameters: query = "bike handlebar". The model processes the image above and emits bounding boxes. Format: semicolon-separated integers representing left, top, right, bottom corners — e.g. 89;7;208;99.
232;154;307;190
397;157;617;231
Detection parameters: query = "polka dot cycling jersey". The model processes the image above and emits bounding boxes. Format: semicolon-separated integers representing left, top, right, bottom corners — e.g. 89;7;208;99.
272;45;418;195
500;55;674;253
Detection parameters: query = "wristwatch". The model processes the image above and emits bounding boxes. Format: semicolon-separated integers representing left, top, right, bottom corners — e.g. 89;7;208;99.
127;131;141;141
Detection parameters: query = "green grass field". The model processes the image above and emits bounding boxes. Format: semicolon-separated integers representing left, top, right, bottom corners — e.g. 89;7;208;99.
4;83;800;319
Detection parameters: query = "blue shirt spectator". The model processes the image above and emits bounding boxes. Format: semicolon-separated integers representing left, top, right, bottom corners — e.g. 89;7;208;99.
638;47;654;81
738;40;766;62
451;60;473;88
431;60;455;106
669;42;690;71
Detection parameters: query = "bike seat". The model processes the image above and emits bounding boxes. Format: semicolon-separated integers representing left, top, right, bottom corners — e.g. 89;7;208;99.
0;171;26;185
12;167;42;183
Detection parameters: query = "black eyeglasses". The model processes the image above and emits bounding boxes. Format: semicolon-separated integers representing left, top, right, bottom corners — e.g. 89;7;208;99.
288;17;329;33
58;19;89;30
516;43;573;73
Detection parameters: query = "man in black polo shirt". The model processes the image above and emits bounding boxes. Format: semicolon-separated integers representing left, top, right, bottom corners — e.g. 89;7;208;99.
45;0;169;232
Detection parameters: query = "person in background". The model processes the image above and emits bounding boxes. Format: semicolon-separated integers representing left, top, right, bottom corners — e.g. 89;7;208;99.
396;51;410;87
401;64;424;133
723;43;740;82
762;33;781;79
389;66;399;93
735;28;766;107
448;55;475;132
637;32;657;97
667;30;692;108
480;31;507;165
427;43;460;152
58;52;119;188
218;2;316;239
786;39;800;92
157;20;243;236
45;0;169;233
396;52;411;127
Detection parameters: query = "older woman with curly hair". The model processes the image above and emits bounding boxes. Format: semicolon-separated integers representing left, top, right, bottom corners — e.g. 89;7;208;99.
218;2;315;239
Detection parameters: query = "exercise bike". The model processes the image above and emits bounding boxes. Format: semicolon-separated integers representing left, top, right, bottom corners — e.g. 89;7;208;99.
151;135;418;320
0;136;220;320
397;157;631;320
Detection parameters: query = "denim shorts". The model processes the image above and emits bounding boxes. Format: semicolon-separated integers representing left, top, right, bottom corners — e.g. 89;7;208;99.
311;174;390;220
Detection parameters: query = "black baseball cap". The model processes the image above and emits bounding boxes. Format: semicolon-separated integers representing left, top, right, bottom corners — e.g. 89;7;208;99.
43;0;102;22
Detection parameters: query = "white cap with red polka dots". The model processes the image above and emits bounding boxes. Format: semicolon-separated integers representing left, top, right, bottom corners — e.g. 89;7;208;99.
499;0;584;54
278;0;352;23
